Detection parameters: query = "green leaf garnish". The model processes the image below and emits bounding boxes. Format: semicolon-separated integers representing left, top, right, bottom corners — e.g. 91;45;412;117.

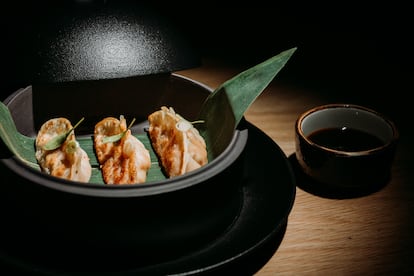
197;47;297;160
102;117;136;143
42;117;85;151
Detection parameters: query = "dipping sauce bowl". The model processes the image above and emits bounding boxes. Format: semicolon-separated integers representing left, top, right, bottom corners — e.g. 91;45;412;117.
295;103;399;191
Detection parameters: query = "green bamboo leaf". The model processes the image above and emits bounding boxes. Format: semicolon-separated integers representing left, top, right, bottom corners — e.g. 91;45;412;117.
42;117;85;150
197;47;297;160
0;101;39;169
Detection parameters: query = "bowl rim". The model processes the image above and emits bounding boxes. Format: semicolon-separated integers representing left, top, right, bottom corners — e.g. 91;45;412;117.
0;74;248;197
1;129;247;197
295;103;399;156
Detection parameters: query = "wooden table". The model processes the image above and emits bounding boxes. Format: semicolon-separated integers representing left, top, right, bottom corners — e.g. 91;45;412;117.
176;55;414;275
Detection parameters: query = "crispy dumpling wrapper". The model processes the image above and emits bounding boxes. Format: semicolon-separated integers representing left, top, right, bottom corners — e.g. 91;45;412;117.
94;116;151;184
35;118;92;182
148;106;208;178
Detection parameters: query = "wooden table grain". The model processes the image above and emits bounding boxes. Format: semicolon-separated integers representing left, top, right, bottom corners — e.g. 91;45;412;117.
176;57;414;275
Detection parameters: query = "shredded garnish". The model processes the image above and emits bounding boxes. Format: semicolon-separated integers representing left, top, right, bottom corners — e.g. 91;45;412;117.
176;119;204;132
65;140;78;154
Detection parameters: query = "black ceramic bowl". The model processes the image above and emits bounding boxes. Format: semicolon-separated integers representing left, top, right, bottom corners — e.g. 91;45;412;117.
0;73;248;270
0;2;250;271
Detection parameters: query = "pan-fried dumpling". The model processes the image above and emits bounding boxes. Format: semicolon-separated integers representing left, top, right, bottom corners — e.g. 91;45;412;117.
147;106;208;178
35;118;92;182
94;115;151;184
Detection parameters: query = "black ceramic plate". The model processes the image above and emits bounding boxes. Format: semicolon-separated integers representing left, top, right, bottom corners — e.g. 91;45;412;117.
0;122;296;275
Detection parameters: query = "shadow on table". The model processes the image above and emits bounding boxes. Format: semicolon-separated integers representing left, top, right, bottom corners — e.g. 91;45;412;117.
288;154;389;199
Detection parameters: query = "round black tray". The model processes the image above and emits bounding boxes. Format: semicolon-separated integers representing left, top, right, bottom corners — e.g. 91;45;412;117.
0;122;296;275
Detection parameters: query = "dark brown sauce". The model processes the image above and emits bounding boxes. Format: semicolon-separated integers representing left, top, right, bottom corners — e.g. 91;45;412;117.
307;127;384;152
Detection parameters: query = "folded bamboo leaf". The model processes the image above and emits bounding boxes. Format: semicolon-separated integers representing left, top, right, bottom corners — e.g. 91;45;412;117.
197;47;297;160
0;101;39;169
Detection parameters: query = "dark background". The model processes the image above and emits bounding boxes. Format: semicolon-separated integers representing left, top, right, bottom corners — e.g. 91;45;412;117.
0;1;412;274
2;1;412;124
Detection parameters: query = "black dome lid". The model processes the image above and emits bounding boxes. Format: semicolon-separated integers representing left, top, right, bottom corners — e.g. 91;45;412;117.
25;1;200;83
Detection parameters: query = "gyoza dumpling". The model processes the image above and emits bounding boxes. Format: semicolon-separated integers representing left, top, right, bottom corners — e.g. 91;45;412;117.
148;106;208;178
35;118;92;182
94;116;151;184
